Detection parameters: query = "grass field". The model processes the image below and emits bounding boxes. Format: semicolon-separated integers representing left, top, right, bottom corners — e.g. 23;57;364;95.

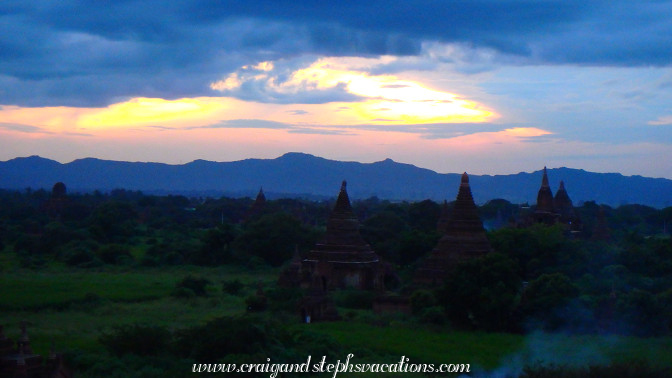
2;265;672;376
304;322;672;373
0;265;275;356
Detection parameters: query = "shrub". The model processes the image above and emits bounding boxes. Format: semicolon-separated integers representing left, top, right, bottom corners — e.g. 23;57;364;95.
333;290;375;310
99;324;172;357
419;306;447;325
98;244;133;265
410;289;437;315
245;294;267;312
174;275;211;297
222;279;244;295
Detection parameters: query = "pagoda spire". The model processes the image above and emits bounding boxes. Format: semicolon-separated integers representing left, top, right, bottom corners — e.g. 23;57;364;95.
255;187;266;203
319;180;369;248
554;180;581;230
536;166;555;215
333;180;353;216
301;180;383;291
416;172;491;285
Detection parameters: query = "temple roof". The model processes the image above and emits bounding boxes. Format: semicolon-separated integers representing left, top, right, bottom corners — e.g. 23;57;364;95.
536;167;555;214
416;172;491;284
554;180;574;217
452;172;482;224
244;187;267;221
306;181;378;263
254;187;266;204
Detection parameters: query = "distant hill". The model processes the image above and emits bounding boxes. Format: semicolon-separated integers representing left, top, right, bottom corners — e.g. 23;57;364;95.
1;153;671;208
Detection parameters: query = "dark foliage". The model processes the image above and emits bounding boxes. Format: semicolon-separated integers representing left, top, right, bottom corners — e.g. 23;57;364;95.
174;275;211;297
222;279;244;295
439;252;522;332
100;324;172;357
235;212;320;266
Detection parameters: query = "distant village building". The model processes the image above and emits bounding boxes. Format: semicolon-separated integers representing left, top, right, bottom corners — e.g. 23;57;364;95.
0;322;71;378
415;172;492;285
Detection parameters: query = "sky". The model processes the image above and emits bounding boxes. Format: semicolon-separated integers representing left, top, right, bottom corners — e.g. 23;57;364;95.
1;1;671;179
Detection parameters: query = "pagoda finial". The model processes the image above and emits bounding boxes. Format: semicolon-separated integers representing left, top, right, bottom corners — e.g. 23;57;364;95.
461;172;469;185
542;167;550;187
341;180;347;191
558;180;565;190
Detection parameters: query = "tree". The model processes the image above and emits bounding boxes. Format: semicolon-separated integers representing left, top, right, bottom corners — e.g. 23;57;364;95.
408;199;441;232
191;223;238;265
235;212;319;266
520;272;580;331
439;253;521;331
88;201;138;243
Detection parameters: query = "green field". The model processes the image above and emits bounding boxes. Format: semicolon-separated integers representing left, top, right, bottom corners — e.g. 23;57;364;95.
2;266;672;376
0;266;275;354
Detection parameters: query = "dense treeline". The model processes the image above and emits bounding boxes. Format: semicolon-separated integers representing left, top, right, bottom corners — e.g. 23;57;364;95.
0;187;671;338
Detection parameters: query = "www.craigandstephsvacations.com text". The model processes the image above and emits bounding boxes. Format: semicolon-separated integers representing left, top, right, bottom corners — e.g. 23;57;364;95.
192;354;469;376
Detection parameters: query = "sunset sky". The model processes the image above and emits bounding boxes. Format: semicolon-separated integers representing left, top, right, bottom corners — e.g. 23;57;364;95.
1;1;671;178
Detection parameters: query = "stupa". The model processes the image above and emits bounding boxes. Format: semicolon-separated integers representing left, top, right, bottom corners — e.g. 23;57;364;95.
415;172;492;285
533;167;558;224
554;180;581;230
301;181;384;291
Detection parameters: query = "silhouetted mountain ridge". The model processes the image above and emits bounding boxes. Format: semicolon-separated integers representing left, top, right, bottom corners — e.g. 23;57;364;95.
1;153;670;208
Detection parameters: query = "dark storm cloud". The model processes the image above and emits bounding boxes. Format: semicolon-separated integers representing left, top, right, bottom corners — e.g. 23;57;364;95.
2;0;671;106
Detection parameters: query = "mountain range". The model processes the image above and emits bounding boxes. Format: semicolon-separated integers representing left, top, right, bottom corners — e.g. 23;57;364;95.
1;153;671;208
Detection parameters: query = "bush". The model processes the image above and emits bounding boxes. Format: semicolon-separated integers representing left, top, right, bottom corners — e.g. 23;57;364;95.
418;306;447;325
222;279;244;295
174;275;211;297
173;316;270;361
333;290;375;310
98;244;133;265
100;324;172;357
410;289;437;315
245;294;267;312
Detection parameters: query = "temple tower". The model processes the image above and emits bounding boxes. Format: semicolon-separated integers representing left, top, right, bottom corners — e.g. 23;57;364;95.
244;187;267;221
534;167;558;224
302;181;383;291
554;180;581;230
415;172;492;285
537;167;555;213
